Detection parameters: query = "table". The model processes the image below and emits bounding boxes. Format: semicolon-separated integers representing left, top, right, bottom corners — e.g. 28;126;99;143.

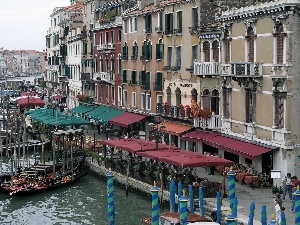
245;175;259;187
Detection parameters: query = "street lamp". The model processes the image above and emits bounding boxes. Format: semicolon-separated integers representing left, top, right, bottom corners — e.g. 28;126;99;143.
149;114;166;150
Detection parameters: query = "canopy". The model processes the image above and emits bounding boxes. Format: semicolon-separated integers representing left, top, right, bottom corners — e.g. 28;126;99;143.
109;112;147;127
100;138;178;153
157;121;193;136
181;130;219;142
18;97;45;107
70;105;95;114
137;149;233;168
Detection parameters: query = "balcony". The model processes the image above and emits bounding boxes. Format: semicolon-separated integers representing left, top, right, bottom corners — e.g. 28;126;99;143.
131;55;137;61
156;103;192;119
46;65;59;71
93;72;115;84
188;26;199;34
163;66;171;71
194;62;220;76
193;113;220;130
97;43;115;51
221;62;262;77
270;65;291;77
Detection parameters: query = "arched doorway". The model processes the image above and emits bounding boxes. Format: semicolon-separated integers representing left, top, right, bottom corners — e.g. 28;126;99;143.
175;88;181;106
211;89;219;115
191;88;198;104
166;87;171;104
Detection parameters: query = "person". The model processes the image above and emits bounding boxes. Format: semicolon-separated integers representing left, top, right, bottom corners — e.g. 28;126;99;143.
290;176;299;212
282;173;292;201
273;199;281;224
274;193;284;211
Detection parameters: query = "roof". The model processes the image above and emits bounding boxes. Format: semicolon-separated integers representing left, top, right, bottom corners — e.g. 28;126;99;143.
158;121;193;136
70;105;95;114
109;112;147;127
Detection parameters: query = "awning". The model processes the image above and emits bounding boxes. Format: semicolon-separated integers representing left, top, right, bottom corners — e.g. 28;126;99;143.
137;149;233;168
18;97;45;107
158;121;193;136
181;130;219;142
100;138;178;153
109;112;147;127
70;105;95;114
99;108;124;124
85;105;112;120
203;135;272;160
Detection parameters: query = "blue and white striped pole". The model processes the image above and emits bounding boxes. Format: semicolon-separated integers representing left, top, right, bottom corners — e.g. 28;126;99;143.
199;187;205;216
232;197;238;218
170;180;176;212
248;202;255;225
107;169;115;225
294;187;300;225
227;169;236;209
216;192;221;224
179;191;189;225
281;211;286;225
151;183;159;225
225;214;237;225
188;185;194;213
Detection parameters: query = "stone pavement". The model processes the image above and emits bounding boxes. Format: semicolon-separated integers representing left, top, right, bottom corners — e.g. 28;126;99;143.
85;129;295;224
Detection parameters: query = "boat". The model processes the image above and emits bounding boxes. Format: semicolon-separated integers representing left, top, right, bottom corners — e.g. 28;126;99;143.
141;212;217;225
0;156;89;196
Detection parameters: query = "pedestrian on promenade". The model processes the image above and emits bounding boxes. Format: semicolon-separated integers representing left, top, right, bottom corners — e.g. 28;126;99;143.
273;199;281;224
282;172;292;201
290;176;300;212
274;193;284;211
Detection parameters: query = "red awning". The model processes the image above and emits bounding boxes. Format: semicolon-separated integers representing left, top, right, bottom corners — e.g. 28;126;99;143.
18;97;45;107
109;112;147;127
181;130;219;142
100;138;178;153
203;135;272;160
137;149;233;168
159;154;234;168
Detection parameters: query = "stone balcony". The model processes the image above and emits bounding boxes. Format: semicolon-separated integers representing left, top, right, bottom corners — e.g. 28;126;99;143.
93;72;115;85
94;16;122;30
193;113;221;130
156;103;192;120
221;62;262;77
194;62;220;76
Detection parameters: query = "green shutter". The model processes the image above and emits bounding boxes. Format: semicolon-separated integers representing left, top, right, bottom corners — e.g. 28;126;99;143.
145;45;149;60
149;44;152;60
156;44;160;60
139;71;145;85
131;71;136;84
145;72;150;90
122;70;127;83
142;45;146;59
155;72;162;91
65;66;70;78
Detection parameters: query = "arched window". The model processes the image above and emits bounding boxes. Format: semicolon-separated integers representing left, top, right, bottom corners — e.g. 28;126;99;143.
211;90;219;115
212;41;219;62
166;87;171;105
247;27;255;62
175;88;181;106
201;89;210;110
191;88;198;104
203;41;210;62
276;24;284;64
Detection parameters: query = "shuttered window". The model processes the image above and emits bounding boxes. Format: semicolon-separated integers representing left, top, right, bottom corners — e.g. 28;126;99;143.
131;71;136;84
156;43;164;60
277;24;284;64
122;44;128;60
201;89;210;110
139;71;145;86
154;72;163;92
122;70;127;83
245;89;256;123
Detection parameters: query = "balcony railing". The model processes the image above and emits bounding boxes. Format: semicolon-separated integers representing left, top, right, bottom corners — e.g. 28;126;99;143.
93;72;115;84
156;103;192;119
221;62;262;76
46;65;59;71
194;62;220;76
193;113;220;130
270;65;291;77
94;16;122;30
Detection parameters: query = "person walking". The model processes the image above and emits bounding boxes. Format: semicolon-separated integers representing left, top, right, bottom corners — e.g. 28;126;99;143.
273;199;281;224
282;172;292;201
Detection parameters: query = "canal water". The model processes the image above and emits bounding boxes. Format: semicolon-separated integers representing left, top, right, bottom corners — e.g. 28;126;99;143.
0;76;155;224
0;172;155;225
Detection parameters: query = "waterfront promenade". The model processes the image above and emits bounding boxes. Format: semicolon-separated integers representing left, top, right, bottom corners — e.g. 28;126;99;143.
86;129;294;224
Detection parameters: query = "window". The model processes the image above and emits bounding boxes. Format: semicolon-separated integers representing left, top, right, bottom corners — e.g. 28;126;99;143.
212;41;219;62
156;39;164;60
177;11;182;33
201;89;210;110
105;32;109;44
166;87;171;104
245;89;256;123
157;12;163;31
175;88;181;106
122;70;127;83
176;46;181;69
145;14;152;33
276;24;284;64
246;27;255;62
192;8;198;29
111;31;114;43
165;13;173;35
112;86;115;102
211;90;219;115
274;92;285;128
118;30;122;41
134;18;137;32
132;42;138;60
123;90;128;106
124;20;128;33
141;93;146;109
146;94;151;110
223;29;230;63
142;41;152;61
129;18;133;33
203;41;210;62
222;88;231;119
131;70;136;84
118;54;122;73
132;92;136;107
167;47;172;67
154;72;163;92
118;86;123;106
192;45;198;64
157;95;163;104
122;43;128;60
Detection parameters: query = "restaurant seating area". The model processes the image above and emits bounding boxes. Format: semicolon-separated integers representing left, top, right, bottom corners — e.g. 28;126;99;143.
216;165;270;188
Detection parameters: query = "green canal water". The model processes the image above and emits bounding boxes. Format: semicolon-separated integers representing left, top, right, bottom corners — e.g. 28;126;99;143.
0;173;157;225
